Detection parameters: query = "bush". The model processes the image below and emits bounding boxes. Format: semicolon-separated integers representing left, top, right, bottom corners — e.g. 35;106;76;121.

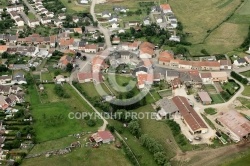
220;91;231;101
87;119;96;127
231;71;248;85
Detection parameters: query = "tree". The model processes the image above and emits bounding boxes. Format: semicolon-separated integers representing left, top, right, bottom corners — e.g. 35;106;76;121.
87;119;96;127
66;63;73;72
1;51;8;58
128;120;141;137
154;152;167;166
81;55;87;61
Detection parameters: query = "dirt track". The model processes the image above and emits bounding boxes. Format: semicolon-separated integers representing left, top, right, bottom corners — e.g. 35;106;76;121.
173;141;250;166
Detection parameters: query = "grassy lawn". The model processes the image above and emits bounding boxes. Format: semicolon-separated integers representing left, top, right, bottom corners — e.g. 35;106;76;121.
80;82;112;98
203;84;217;94
210;94;225;104
204;108;217;115
41;72;53;81
27;12;36;20
242;85;250;96
32;102;83;142
221;81;240;95
60;0;90;13
237;97;250;109
158;89;172;97
23;143;131;166
133;105;180;159
29;83;103;142
201;114;216;129
223;150;250;166
240;70;250;78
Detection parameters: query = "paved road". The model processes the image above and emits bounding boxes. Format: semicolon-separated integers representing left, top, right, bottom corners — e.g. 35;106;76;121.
23;0;41;20
90;0;112;47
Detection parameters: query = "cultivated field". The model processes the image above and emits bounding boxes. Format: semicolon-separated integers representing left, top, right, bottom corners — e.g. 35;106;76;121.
169;0;249;55
60;0;90;13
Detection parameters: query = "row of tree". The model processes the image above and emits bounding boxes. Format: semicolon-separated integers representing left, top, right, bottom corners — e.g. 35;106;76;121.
128;120;170;166
231;71;248;85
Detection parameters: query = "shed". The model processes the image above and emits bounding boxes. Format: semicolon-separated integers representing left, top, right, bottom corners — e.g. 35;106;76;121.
198;91;212;105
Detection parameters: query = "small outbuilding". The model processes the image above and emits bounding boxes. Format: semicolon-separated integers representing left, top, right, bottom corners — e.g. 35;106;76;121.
198;91;212;105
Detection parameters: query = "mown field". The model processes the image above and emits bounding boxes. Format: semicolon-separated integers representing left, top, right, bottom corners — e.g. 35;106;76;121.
23;143;131;166
169;0;249;55
27;84;103;142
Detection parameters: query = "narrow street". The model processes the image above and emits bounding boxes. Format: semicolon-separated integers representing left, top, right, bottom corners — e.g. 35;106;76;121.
90;0;112;47
22;0;41;20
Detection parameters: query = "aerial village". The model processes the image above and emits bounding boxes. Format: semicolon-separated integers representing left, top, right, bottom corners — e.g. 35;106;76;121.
0;0;249;165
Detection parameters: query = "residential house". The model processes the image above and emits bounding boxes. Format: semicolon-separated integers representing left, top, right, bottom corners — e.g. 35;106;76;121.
0;85;11;95
111;22;119;29
58;55;73;69
6;5;24;12
137;73;153;89
80;0;89;4
38;84;44;91
78;41;86;51
12;73;27;84
113;6;127;13
55;75;66;84
210;72;228;83
0;76;12;85
219;60;232;70
151;5;161;13
0;95;8;110
155;15;163;23
28;19;40;28
85;26;98;34
85;44;98;53
73;28;82;34
98;43;106;51
102;11;111;18
0;45;8;53
109;14;118;22
112;36;120;45
139;42;155;58
58;13;66;20
200;72;212;84
41;17;51;24
59;38;74;49
217;110;250;142
234;58;248;66
166;70;179;82
158;50;174;65
46;12;54;18
169;35;180;42
143;17;151;26
120;51;131;59
92;56;107;73
77;72;103;84
244;55;250;64
90;131;115;143
9;64;29;71
172;96;208;134
128;21;140;27
160;4;172;14
54;19;63;27
198;92;212;105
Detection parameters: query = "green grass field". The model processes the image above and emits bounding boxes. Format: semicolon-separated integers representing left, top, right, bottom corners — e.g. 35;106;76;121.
80;82;112;98
210;94;225;104
27;12;36;20
237;97;250;109
41;72;54;81
60;0;90;13
23;143;131;166
240;70;250;78
204;84;217;94
28;84;103;142
204;108;217;115
223;150;250;166
242;85;250;96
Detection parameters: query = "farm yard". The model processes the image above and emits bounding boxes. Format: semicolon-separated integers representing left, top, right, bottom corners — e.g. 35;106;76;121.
168;0;249;55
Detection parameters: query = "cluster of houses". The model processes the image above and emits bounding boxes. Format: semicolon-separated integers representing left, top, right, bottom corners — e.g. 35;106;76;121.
233;55;250;67
158;50;232;70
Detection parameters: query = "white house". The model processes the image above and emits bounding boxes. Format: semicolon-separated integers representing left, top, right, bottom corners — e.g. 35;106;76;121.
155;15;163;23
41;17;51;24
199;73;212;84
15;18;24;27
58;14;66;20
169;35;180;42
28;20;40;28
111;22;119;29
160;4;172;14
80;0;88;4
6;5;24;12
233;58;248;66
102;11;111;18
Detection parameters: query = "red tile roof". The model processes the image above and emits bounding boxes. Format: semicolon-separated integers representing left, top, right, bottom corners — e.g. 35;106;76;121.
160;4;171;11
158;51;174;62
172;96;208;132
